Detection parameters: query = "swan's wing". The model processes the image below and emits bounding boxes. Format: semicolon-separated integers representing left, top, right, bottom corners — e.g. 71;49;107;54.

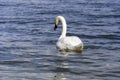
57;36;83;50
64;36;82;46
65;36;83;50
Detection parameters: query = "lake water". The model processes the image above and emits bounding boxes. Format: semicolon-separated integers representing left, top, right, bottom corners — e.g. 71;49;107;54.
0;0;120;80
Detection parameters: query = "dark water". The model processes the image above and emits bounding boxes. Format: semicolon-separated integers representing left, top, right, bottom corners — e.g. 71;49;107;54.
0;0;120;80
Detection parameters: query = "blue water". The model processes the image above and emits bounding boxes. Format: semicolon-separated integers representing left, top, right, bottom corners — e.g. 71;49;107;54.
0;0;120;80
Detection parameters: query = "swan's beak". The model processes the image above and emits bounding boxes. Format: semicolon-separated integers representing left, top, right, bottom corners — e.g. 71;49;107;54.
54;24;57;31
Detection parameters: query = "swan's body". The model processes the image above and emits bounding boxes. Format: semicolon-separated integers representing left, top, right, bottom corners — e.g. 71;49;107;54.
54;16;83;52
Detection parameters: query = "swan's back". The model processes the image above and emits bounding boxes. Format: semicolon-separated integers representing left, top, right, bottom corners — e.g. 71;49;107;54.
56;36;83;52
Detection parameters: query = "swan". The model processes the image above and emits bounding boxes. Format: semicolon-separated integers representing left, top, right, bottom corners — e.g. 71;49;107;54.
54;16;83;52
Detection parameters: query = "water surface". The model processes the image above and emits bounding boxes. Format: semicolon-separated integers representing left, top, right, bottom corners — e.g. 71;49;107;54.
0;0;120;80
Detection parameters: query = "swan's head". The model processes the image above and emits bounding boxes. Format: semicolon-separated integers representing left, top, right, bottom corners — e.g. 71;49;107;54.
54;16;66;30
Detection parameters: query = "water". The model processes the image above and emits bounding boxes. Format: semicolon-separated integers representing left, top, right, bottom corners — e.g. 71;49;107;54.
0;0;120;80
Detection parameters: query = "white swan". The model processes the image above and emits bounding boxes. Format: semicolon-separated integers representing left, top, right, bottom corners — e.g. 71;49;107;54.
54;16;83;52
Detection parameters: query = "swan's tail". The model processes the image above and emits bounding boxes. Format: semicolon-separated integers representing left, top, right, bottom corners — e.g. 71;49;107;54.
74;43;83;52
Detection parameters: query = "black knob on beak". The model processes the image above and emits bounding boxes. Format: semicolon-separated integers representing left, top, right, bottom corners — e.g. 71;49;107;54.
54;24;57;31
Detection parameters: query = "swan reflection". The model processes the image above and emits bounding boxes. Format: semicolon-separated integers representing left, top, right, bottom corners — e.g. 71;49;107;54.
53;51;82;80
53;53;69;80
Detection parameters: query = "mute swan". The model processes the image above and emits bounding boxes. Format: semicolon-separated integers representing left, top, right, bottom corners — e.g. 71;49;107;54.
54;16;83;52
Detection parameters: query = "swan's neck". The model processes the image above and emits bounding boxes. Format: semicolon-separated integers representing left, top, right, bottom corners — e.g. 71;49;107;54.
59;17;67;39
